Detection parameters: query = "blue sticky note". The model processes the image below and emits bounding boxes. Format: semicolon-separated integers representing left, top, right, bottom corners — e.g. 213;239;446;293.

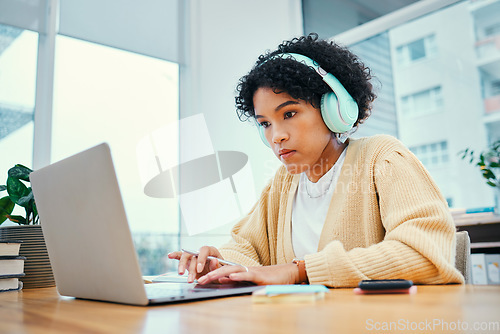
264;284;329;295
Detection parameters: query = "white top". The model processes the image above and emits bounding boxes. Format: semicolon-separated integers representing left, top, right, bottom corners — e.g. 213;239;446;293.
291;147;347;259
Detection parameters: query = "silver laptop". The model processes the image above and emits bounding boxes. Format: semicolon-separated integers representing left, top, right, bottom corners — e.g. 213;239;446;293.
30;143;259;306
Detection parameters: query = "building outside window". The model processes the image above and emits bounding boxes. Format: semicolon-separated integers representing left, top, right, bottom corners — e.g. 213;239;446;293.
492;80;500;96
326;0;498;209
485;22;500;36
396;34;437;66
409;141;449;169
400;86;443;117
390;0;497;209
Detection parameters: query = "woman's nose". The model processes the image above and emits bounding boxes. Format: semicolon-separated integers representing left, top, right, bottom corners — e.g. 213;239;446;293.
271;124;289;144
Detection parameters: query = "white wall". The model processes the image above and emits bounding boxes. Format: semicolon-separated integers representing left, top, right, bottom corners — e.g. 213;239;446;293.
179;0;303;248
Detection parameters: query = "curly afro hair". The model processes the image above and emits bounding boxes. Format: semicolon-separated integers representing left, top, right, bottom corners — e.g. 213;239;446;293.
235;33;376;129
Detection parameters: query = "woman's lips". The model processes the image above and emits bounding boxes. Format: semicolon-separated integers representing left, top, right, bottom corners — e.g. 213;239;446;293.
279;149;296;160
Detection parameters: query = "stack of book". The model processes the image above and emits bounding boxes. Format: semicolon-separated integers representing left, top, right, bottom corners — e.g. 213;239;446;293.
451;206;500;285
0;240;25;292
451;206;498;226
471;253;500;285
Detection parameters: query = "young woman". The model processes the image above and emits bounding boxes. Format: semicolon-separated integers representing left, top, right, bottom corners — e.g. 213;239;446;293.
168;34;464;287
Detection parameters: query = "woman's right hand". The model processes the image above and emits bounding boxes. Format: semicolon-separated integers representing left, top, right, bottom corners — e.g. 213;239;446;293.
167;246;223;283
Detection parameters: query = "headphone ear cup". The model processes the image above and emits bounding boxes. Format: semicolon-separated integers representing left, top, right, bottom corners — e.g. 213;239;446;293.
321;92;359;133
257;124;271;147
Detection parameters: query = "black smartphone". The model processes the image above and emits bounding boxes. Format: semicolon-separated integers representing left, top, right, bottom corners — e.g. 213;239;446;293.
358;279;413;290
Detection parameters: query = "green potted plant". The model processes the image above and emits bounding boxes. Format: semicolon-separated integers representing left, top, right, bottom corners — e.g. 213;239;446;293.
0;164;54;289
461;140;500;210
0;164;38;225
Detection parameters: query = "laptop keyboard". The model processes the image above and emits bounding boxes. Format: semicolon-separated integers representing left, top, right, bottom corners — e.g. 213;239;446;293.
144;281;260;301
145;283;195;298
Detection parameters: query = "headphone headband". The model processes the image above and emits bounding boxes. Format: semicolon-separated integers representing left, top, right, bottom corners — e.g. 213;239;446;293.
269;53;328;77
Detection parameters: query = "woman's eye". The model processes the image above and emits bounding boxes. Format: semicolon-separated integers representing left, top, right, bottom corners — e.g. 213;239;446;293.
284;111;296;119
259;121;270;128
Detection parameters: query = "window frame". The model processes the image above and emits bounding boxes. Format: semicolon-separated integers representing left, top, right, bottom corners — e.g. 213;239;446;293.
409;140;450;170
333;0;462;46
396;34;438;66
400;86;444;117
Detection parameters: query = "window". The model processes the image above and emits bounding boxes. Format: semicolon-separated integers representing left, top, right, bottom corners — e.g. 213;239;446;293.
337;1;496;209
492;80;500;96
485;22;500;36
401;86;443;116
349;32;398;138
396;34;437;66
410;141;449;169
53;36;180;275
0;24;38;215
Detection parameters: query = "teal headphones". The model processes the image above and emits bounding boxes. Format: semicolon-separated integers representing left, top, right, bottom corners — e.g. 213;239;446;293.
256;53;359;147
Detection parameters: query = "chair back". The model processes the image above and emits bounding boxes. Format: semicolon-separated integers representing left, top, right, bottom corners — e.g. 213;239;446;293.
455;231;472;284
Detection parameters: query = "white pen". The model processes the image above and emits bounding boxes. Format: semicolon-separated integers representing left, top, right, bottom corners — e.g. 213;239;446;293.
181;249;243;267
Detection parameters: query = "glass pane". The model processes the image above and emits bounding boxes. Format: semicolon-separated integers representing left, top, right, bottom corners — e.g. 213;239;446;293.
413;90;430;112
485;22;500;36
425;35;438;58
350;32;398;138
302;0;420;38
348;0;497;208
433;87;444;108
396;46;406;65
53;36;180;274
408;38;426;61
0;24;37;219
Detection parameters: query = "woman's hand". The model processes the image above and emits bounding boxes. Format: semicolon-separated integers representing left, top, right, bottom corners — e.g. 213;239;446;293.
197;263;300;286
167;246;223;283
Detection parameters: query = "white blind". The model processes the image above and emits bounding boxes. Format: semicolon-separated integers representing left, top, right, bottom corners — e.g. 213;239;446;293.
58;0;181;63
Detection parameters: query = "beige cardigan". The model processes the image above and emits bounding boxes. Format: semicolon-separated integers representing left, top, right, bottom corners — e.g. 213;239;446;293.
219;135;464;287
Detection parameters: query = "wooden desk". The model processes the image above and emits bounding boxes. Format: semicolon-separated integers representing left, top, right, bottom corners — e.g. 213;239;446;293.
1;285;500;333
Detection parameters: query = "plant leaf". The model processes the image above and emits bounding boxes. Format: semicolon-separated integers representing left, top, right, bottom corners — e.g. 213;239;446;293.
17;192;34;208
482;170;496;180
8;165;33;182
6;176;30;205
0;185;6;192
33;202;38;223
25;206;32;224
7;215;27;225
0;196;15;225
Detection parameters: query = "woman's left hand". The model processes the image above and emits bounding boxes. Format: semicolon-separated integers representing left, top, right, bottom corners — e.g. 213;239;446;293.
197;263;300;285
